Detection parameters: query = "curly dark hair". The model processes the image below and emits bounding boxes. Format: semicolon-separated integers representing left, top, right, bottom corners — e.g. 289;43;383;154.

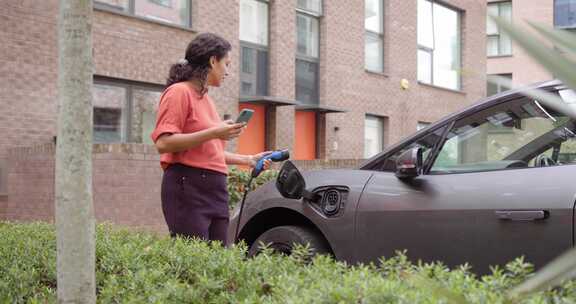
166;33;232;94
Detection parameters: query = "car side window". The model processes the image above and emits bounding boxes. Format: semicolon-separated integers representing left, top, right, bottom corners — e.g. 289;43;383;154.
527;122;576;166
431;92;576;174
379;126;447;171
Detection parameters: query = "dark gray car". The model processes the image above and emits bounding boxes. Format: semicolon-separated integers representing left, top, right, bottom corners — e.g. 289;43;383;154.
229;80;576;272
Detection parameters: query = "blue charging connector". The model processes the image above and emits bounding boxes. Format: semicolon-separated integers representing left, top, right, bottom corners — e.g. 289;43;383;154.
252;150;290;177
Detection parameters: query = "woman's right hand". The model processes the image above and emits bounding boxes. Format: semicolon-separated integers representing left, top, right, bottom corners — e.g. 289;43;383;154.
213;120;245;140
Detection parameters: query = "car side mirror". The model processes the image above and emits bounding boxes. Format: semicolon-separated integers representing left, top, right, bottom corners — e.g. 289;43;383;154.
395;147;423;179
276;160;306;199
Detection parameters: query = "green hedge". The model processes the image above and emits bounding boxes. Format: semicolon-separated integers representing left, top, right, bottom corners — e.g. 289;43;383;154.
1;222;575;303
227;167;278;208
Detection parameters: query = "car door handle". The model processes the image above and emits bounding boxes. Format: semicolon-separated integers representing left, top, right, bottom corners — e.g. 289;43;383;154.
495;210;548;221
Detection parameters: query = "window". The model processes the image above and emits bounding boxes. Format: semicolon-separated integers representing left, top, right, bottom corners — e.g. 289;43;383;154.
240;0;269;96
240;47;269;96
377;126;447;171
296;14;319;58
93;79;162;144
93;84;127;143
555;0;576;29
365;115;385;158
559;88;576;103
296;1;321;105
365;0;384;72
95;0;191;27
149;0;172;7
296;59;319;105
547;89;576;163
240;0;268;45
417;0;461;90
487;74;512;96
417;122;431;131
297;0;322;15
94;0;129;11
431;93;576;174
132;88;162;144
487;1;512;56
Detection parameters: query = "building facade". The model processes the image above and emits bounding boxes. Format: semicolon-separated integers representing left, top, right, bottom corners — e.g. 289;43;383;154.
0;0;486;229
486;0;576;95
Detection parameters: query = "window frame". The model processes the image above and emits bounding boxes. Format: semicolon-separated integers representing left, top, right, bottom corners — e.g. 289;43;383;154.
93;76;164;144
93;80;130;143
487;1;513;57
149;0;172;8
416;0;462;91
365;0;385;73
487;73;512;97
295;7;322;105
364;114;386;159
239;0;270;46
239;41;270;96
296;0;323;17
239;0;270;97
94;0;193;29
417;121;431;131
296;11;321;60
295;58;320;105
417;46;434;84
554;0;576;29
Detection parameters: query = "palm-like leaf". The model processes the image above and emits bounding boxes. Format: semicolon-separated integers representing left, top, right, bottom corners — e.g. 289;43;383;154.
528;22;576;52
509;249;576;299
491;17;576;90
488;74;576;119
488;16;576;300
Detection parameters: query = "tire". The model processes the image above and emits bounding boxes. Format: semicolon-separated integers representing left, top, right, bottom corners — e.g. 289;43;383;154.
248;225;330;257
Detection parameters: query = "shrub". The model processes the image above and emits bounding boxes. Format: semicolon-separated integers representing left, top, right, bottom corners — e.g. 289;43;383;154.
227;167;278;208
1;222;576;303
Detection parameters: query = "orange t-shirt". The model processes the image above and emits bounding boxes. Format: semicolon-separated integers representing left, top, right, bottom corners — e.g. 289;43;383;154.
150;82;228;175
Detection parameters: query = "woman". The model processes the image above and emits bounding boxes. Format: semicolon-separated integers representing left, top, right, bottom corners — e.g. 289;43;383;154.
151;33;270;244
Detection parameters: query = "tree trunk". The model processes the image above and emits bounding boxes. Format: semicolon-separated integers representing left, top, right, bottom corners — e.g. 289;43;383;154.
55;1;95;303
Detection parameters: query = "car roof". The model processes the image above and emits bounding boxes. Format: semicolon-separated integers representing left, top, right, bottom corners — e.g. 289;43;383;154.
359;79;563;170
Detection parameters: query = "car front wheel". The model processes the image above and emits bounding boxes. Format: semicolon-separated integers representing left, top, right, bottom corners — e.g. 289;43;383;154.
248;225;330;257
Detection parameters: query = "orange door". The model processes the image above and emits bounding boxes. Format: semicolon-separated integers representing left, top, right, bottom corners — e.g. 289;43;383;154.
237;103;266;156
294;110;316;160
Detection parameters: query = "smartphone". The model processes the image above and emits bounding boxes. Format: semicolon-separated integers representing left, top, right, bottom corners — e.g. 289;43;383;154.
235;109;254;124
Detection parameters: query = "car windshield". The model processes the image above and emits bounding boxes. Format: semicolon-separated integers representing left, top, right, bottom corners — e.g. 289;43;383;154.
431;90;576;173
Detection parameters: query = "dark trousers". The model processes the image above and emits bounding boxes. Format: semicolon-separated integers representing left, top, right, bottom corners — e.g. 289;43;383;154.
161;163;229;244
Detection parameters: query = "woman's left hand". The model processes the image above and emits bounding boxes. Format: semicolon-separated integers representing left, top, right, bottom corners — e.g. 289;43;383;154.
250;151;273;170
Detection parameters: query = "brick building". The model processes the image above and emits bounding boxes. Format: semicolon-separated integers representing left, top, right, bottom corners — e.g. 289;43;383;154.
486;0;576;95
0;0;486;231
